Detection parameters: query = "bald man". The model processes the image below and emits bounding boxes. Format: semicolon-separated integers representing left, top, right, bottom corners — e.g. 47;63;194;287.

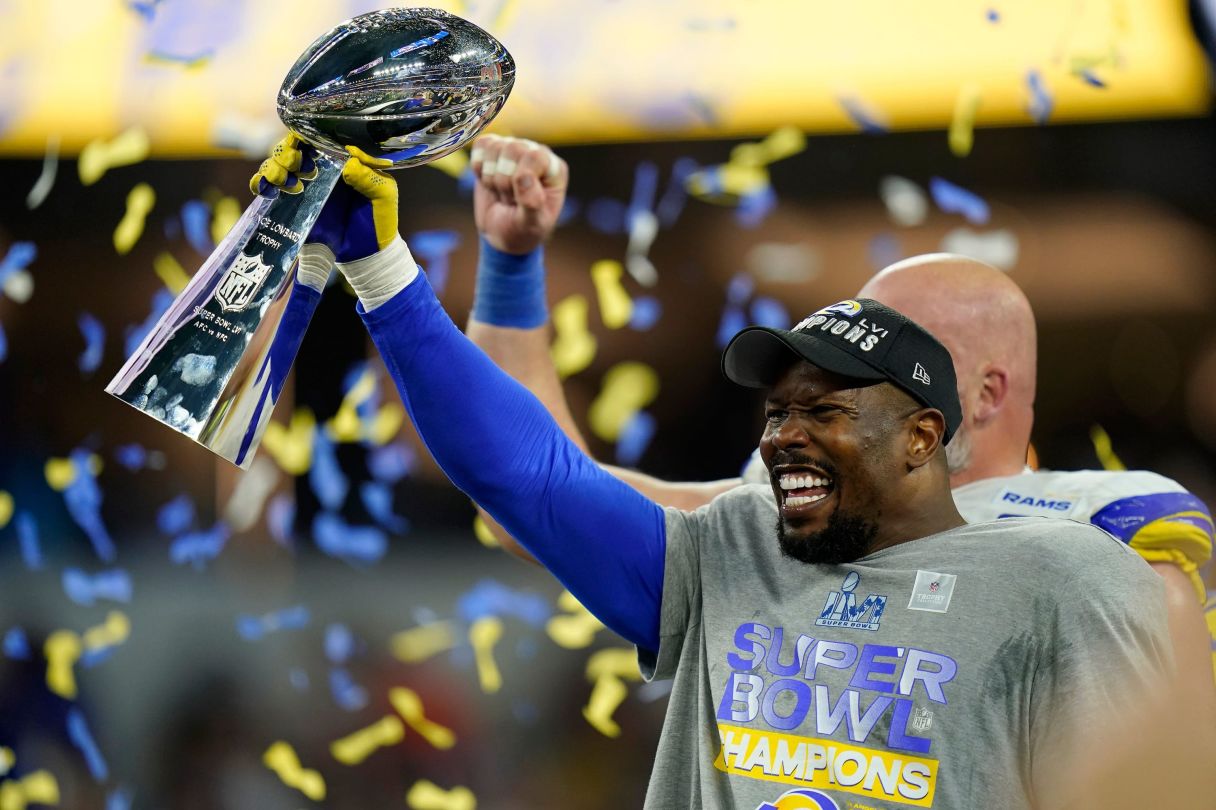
463;136;1214;698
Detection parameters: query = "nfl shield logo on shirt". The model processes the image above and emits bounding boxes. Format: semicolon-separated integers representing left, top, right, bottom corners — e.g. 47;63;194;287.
907;570;957;613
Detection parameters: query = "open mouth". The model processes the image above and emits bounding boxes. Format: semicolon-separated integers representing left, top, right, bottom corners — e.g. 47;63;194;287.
773;466;836;515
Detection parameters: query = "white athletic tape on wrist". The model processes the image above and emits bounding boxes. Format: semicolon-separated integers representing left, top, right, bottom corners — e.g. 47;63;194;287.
296;243;335;292
336;236;419;311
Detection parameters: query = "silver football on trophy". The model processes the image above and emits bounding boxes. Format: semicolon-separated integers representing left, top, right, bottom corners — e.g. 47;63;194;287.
278;7;516;168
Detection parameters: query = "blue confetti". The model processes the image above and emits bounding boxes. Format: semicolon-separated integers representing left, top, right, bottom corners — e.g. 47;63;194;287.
0;241;36;288
555;196;581;227
80;642;122;669
324;623;356;664
360;481;409;534
656;158;699;228
1026;70;1053;124
1078;68;1106;88
181;200;213;254
726;273;755;305
309;428;348;510
716;305;749;349
289;667;310;691
265;493;295;546
750;297;791;330
328;667;368;711
928;177;990;225
236;604;310;641
67;707;109;782
627;161;660;225
125;288;174;358
157;493;195;535
837;96;888;134
62;568;133;607
3;627;30;660
169;522;230;570
986;8;1000;22
127;0;163;21
628;296;662;331
16;511;42;570
367;441;415;484
0;319;6;364
410;229;460;297
616;411;657;467
77;313;106;374
456;579;552;627
106;787;134;810
868;232;903;271
64;449;116;562
113;443;149;471
313;512;387;566
586;197;628;234
736;185;777;228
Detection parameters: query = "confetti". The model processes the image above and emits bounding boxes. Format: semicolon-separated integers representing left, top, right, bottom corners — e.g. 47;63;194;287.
367;441;415;483
389;687;456;749
1090;425;1127;472
66;707;108;782
169;522;230;570
313;513;387;566
79;127;150;186
180;200;213;254
25;135;59;210
685;163;768;204
153;252;190;294
837;95;888;134
986;7;1000;23
16;511;42;570
939;227;1019;270
0;747;10;777
0;321;6;364
550;294;597;379
62;569;132;607
879;176;929;227
582;647;643;737
390;621;458;664
360;481;409;534
157;494;195;535
457;580;551;627
410;230;460;296
407;780;476;810
586;197;628;234
1077;68;1106;88
1026;69;1054;124
545;591;605;650
262;408;317;476
328;668;368;712
45;630;83;699
928;177;990;225
330;715;404;765
472;515;499;549
625;211;659;287
616;411;657;467
223;456;280;533
0;242;36;304
262;741;325;802
324;624;355;664
730;126;806;169
628;296;662;331
0;770;59;809
868;232;903;271
124;288;173;357
210;196;241;245
588;362;660;442
236;605;310;641
77;313;105;374
105;786;133;810
3;627;30;660
749;297;791;330
656;157;698;227
0;491;10;529
265;494;295;546
468;616;504;693
80;611;131;667
948;82;982;158
113;183;156;255
735;184;777;228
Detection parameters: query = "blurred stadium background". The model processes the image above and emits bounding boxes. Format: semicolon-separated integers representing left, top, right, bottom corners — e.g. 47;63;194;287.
1;0;1215;807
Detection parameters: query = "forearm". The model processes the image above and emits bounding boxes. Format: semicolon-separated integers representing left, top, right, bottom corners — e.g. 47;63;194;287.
355;248;665;650
600;465;741;511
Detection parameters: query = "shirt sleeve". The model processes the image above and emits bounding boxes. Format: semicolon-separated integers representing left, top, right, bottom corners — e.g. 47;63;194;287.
638;507;704;681
358;271;668;651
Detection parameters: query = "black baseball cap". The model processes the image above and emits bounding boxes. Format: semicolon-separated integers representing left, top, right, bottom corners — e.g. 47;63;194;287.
722;298;962;443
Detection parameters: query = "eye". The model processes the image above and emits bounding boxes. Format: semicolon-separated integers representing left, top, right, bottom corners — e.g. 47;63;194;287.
765;408;786;423
810;404;840;418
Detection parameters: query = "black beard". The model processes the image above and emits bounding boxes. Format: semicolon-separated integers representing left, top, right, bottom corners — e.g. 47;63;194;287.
776;508;880;565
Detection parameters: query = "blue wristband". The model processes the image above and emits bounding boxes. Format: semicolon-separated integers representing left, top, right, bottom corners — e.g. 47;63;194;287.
471;236;547;329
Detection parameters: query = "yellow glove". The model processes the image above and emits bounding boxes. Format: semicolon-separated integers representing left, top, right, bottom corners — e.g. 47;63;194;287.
249;134;318;196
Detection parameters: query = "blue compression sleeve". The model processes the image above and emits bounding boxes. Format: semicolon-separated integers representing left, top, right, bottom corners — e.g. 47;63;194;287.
359;271;666;651
471;237;547;328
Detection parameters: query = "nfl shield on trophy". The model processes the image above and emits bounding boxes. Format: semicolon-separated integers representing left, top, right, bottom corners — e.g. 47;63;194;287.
105;8;515;468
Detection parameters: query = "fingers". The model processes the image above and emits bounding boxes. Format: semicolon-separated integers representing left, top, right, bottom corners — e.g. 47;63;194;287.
340;158;397;205
345;145;395;169
250;133;307;195
471;135;567;196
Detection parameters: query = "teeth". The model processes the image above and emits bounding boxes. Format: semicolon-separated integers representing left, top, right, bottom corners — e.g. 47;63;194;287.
786;493;828;508
778;473;833;491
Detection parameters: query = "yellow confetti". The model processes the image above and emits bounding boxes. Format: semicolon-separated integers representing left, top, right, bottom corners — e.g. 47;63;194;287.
468;617;503;694
729;126;806;168
429;150;469;178
472;515;499;549
586;647;642;681
590;260;633;330
550;294;597;379
406;779;476;810
44;631;82;700
154;252;190;294
261;408;316;475
82;611;130;653
211;195;242;246
1090;424;1127;472
43;458;77;491
587;362;660;442
262;741;326;802
330;715;404;765
113;183;156;255
0;492;12;530
365;402;405;445
582;647;643;738
0;769;59;810
389;687;456;750
0;747;12;777
685;163;769;204
325;405;363;443
545;590;604;650
78;127;150;186
948;82;982;158
390;621;458;664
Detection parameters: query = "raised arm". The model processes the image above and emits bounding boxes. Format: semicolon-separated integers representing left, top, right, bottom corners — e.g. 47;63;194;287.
464;135;739;560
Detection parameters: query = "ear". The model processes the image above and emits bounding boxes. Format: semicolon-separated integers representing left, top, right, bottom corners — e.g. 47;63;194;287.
906;408;946;469
972;364;1009;425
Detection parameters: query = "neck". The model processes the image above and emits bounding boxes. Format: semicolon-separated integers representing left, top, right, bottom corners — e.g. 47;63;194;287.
867;483;966;555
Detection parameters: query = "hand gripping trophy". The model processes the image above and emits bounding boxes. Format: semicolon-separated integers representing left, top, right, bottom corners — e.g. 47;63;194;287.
106;9;515;467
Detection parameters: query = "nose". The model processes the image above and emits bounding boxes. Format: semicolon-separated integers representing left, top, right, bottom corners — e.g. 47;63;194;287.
766;415;810;451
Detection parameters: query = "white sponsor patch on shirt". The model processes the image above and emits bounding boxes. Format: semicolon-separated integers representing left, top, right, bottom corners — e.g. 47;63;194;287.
908;570;957;613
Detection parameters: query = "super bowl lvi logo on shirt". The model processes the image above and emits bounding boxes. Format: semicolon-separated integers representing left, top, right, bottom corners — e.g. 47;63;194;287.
815;572;888;631
215;251;273;312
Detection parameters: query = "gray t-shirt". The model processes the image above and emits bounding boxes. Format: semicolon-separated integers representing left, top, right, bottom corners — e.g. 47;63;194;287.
640;485;1171;810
